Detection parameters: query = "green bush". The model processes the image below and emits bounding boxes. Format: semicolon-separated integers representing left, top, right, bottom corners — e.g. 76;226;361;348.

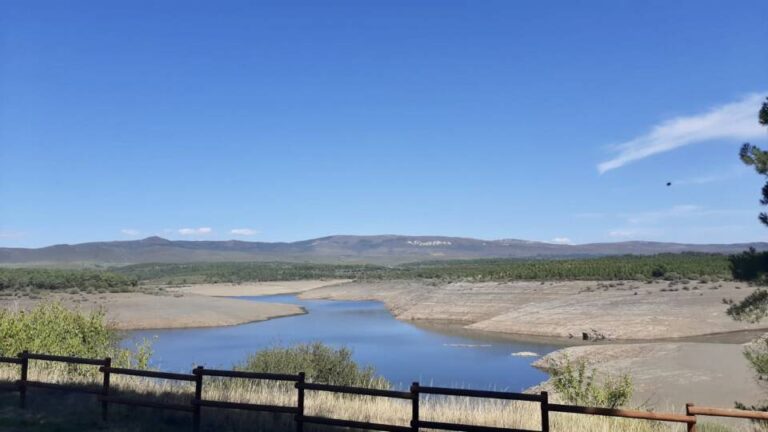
548;356;633;408
0;302;151;375
236;342;389;389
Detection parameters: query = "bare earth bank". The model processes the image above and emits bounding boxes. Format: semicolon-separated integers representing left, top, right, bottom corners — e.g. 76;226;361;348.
0;292;304;330
174;279;352;297
299;280;766;340
532;342;765;411
0;280;351;330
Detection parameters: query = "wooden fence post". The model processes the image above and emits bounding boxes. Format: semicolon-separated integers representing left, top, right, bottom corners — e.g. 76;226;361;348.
101;357;111;421
686;403;697;432
410;382;420;432
193;366;204;432
18;350;28;409
540;391;550;432
296;372;305;432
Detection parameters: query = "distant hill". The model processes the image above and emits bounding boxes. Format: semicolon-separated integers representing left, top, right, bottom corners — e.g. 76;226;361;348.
1;235;766;266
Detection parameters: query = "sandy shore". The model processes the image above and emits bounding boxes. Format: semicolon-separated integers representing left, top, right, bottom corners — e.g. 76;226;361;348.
300;280;767;340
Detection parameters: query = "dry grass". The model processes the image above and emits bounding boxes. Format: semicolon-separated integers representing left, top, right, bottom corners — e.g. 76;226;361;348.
0;367;746;432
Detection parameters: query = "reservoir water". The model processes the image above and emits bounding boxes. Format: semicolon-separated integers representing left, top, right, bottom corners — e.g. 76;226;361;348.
125;295;565;391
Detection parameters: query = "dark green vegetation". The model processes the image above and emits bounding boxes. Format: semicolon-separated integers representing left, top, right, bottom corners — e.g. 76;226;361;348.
236;342;390;389
0;267;138;295
727;96;768;423
738;96;768;225
0;253;736;295
114;261;386;284
395;253;730;281
111;253;733;285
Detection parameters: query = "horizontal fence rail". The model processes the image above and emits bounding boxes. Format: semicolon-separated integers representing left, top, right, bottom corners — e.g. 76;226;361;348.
1;351;768;432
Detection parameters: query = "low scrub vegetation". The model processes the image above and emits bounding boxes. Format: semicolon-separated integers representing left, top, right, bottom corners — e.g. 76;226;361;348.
396;253;730;281
0;268;138;295
110;253;732;285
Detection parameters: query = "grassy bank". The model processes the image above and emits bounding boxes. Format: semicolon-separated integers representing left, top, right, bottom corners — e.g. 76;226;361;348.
0;367;740;432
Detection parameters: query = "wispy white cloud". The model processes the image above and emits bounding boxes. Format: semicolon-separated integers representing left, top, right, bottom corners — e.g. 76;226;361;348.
608;228;663;239
230;228;259;236
550;237;573;245
573;212;605;219
623;204;702;224
606;204;756;241
178;227;213;236
621;204;751;225
598;92;767;173
673;164;747;186
608;229;641;239
120;228;141;236
0;230;25;239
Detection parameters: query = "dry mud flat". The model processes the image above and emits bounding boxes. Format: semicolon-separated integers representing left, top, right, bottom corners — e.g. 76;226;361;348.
300;280;766;340
533;342;765;412
0;292;305;330
0;280;349;330
174;279;351;297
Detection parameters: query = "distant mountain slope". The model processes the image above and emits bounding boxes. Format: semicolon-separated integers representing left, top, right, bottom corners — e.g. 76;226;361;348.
1;235;766;266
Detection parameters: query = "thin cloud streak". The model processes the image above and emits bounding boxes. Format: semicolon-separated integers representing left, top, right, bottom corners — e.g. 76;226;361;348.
598;92;767;173
230;228;259;236
178;227;213;235
550;237;573;245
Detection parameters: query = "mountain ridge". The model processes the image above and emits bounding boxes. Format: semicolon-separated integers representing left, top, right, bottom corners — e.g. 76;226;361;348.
1;235;766;266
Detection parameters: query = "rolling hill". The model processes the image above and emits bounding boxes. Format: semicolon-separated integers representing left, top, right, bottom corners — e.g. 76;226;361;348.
1;235;766;266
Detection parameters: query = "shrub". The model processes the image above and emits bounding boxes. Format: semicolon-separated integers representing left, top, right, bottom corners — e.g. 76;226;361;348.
547;356;633;408
0;302;151;375
236;342;389;389
727;289;768;323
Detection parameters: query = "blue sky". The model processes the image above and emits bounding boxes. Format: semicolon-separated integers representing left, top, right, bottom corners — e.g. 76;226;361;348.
1;0;767;247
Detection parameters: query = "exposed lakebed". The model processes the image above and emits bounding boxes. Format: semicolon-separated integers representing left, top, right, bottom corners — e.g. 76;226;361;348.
125;294;565;391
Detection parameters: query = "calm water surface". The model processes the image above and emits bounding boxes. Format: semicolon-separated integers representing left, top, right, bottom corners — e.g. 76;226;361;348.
125;295;565;391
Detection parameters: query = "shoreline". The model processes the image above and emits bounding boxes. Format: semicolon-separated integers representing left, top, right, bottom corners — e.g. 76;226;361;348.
5;279;764;410
298;279;766;341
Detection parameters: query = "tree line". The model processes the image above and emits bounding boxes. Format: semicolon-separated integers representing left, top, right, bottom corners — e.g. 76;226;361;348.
110;253;733;284
0;268;138;292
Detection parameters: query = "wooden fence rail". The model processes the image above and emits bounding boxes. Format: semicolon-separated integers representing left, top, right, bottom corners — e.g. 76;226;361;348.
1;351;766;432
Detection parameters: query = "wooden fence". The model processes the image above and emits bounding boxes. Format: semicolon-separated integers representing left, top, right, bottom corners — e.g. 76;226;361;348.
1;350;767;432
